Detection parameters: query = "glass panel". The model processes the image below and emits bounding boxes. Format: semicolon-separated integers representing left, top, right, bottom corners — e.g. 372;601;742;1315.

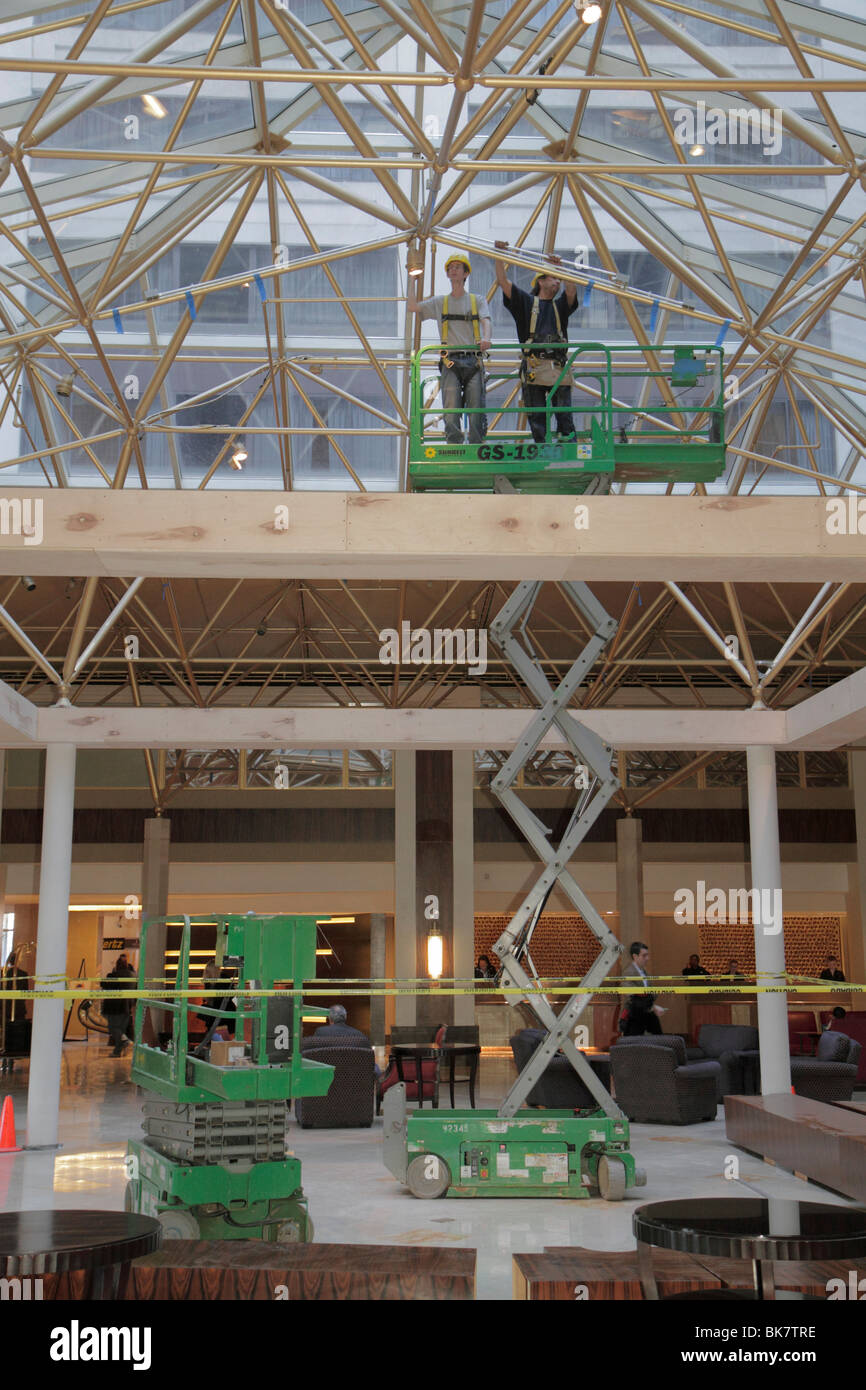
164;750;240;789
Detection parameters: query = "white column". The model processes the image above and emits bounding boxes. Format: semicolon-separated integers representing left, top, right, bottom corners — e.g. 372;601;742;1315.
746;745;791;1096
26;743;76;1149
394;750;416;1027
452;749;475;1027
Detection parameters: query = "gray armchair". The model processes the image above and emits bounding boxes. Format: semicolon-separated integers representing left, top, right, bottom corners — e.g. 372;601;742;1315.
509;1029;611;1108
790;1032;862;1102
294;1038;376;1128
688;1024;760;1099
610;1035;719;1124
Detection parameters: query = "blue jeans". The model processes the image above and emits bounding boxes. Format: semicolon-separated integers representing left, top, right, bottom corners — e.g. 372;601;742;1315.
440;356;487;443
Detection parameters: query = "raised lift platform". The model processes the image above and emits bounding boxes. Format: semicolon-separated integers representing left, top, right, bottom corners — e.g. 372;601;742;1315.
409;342;726;493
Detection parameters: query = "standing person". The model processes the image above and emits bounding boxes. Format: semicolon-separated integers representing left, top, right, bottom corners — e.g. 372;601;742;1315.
408;252;491;444
493;239;578;442
620;941;666;1036
820;954;846;982
101;952;136;1057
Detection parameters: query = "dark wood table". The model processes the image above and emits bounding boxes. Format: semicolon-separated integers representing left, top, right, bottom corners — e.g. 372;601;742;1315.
391;1042;481;1108
0;1209;162;1300
126;1240;476;1300
634;1197;866;1301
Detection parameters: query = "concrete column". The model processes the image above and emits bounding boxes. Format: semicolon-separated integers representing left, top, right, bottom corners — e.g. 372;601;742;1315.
141;816;171;1041
847;752;866;988
746;745;791;1095
369;912;387;1045
415;750;453;1032
26;743;76;1149
394;750;416;1027
616;816;645;946
452;749;475;1027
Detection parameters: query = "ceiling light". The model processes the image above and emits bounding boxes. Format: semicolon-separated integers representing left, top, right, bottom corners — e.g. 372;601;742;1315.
230;445;248;470
406;246;425;278
142;95;167;119
579;3;602;22
689;144;705;158
56;371;76;398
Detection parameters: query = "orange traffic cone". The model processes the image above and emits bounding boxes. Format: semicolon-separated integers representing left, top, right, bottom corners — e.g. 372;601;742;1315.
0;1095;21;1152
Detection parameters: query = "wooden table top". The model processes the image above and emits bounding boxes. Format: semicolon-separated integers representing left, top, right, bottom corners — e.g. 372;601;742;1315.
0;1210;161;1276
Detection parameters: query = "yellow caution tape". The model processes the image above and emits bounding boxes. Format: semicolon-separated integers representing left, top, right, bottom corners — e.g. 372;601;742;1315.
2;981;863;1001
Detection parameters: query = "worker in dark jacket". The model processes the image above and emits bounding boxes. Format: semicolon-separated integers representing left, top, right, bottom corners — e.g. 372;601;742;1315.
101;953;136;1056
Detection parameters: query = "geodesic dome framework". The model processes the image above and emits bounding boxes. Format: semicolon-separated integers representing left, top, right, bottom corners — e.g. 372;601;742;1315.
0;0;864;496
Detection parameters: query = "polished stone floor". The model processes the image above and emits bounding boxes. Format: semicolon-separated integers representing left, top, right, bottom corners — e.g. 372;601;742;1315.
0;1044;856;1300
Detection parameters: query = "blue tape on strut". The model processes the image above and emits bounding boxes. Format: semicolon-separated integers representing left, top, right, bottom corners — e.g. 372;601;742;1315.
253;273;267;302
112;309;123;334
649;298;659;334
582;282;592;307
715;319;731;346
184;290;197;320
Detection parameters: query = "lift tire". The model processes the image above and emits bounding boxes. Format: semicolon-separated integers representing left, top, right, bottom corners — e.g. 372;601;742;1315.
406;1152;451;1199
275;1216;311;1244
157;1207;201;1240
597;1154;627;1202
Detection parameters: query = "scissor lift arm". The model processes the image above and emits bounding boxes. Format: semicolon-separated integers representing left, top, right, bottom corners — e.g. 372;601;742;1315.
488;580;625;1119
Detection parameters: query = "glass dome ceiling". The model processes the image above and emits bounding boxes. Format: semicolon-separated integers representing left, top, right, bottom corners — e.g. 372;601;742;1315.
0;0;864;494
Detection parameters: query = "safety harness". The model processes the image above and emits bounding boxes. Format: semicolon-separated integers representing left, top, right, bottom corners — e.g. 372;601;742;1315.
440;293;481;371
523;294;571;385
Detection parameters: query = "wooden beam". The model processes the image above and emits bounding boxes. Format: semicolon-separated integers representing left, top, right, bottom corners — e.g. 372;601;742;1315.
0;493;861;582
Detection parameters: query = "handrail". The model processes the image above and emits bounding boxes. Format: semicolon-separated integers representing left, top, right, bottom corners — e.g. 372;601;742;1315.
411;341;725;450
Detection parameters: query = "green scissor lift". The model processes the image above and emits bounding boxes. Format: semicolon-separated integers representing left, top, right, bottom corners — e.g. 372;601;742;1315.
126;913;333;1241
384;582;647;1201
408;341;726;492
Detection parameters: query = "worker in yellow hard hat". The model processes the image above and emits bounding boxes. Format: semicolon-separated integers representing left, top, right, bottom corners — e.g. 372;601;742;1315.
408;250;491;446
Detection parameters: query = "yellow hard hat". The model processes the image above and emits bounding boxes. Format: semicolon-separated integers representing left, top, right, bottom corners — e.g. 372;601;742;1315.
445;252;472;273
531;269;558;291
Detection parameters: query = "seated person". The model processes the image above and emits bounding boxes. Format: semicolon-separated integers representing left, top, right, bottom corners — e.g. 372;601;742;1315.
312;1004;371;1044
474;954;497;980
726;958;746;979
820;954;846;982
682;953;709;977
311;1004;379;1076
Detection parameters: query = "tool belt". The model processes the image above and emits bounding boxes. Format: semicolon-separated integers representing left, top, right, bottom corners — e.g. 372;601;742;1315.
440;350;482;374
521;351;573;387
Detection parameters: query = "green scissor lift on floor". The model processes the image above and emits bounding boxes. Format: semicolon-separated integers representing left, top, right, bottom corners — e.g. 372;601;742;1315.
408;341;726;492
126;913;333;1241
384;581;647;1201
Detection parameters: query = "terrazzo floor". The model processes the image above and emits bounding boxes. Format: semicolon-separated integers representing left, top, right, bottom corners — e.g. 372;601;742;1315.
0;1045;856;1300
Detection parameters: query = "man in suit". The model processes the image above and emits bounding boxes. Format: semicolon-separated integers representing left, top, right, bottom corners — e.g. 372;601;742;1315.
620;941;667;1036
